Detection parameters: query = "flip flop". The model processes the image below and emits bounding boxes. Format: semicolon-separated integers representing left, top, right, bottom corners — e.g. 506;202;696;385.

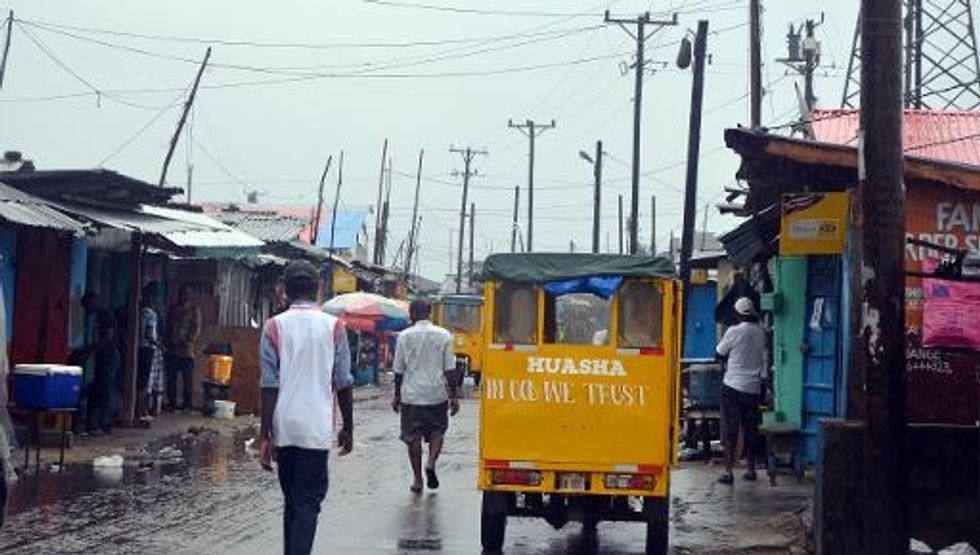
426;467;440;490
718;473;734;485
410;484;423;494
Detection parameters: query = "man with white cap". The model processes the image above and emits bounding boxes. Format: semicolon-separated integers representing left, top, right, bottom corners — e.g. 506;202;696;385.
715;296;767;484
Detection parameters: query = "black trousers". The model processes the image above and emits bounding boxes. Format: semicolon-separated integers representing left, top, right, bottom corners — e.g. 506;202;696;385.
165;355;194;409
721;384;761;459
277;447;329;555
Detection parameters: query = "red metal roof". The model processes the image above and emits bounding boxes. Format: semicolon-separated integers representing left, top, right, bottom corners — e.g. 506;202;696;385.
811;109;980;167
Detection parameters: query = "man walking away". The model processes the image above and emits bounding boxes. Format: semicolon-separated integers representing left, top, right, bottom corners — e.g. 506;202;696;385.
715;297;767;484
166;286;202;411
259;260;354;555
392;298;460;493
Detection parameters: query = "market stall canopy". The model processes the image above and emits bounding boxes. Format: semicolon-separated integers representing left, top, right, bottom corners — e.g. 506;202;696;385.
322;292;410;333
482;253;676;283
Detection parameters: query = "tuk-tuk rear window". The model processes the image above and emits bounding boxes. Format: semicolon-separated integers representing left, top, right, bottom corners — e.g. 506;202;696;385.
544;293;612;345
493;283;537;345
443;303;481;334
618;280;663;349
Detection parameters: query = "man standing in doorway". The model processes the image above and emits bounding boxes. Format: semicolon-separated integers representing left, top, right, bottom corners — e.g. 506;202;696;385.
259;260;354;555
715;297;767;485
392;298;460;493
166;285;201;412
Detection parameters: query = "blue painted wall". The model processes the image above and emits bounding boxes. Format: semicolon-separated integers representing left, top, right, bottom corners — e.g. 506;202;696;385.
683;283;718;360
0;229;17;348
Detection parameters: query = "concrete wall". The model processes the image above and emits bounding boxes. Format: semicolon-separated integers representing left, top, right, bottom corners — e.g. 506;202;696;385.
815;420;980;553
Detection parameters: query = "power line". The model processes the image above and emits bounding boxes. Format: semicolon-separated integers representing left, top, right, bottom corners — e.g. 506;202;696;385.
20;18;604;77
15;16;602;50
97;91;186;166
14;21;165;110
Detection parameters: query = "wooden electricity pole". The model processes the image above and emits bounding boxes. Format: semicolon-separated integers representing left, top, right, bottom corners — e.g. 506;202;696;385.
311;155;333;245
0;11;13;89
511;186;520;252
507;119;555;252
618;194;624;254
857;0;907;551
680;20;709;283
606;9;677;253
750;0;763;127
373;139;388;265
159;47;211;186
468;203;475;286
404;149;423;278
450;146;486;293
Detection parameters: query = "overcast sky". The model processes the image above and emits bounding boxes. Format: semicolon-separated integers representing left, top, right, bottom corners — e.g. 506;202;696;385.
0;0;856;279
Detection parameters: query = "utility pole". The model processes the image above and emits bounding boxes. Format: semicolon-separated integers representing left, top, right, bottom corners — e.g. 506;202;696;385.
404;149;423;278
650;195;657;255
159;47;211;186
778;18;823;114
448;229;454;275
0;11;13;89
701;202;710;250
580;141;603;254
311;155;333;245
750;0;763;127
857;0;907;551
680;20;709;284
373;139;388;266
803;19;818;112
606;9;677;253
618;194;624;254
450;146;487;293
326;151;344;299
468;203;475;286
511;186;520;253
378;155;393;266
507;119;555;252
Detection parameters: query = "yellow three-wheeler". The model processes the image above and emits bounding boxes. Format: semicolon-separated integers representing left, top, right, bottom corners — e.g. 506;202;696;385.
433;294;485;385
478;253;681;555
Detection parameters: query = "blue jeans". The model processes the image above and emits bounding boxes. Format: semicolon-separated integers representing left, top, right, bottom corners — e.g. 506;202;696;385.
277;447;329;555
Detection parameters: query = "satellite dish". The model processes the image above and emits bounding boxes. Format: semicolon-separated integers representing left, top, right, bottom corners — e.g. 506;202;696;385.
676;37;693;69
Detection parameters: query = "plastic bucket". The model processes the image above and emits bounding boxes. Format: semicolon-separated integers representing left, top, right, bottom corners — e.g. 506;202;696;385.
213;400;236;419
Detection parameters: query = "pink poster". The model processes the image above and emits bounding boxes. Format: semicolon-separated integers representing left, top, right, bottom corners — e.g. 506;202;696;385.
922;259;980;350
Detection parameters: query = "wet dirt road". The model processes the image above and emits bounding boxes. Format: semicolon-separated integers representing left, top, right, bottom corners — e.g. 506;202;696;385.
1;396;810;554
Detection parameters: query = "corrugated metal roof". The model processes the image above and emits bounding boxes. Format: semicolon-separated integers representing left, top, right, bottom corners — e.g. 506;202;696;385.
212;212;307;243
811;109;980;166
1;169;180;207
0;182;88;234
52;202;211;235
141;206;264;250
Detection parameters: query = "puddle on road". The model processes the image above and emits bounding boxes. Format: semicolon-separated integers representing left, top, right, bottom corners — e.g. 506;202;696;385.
6;427;256;518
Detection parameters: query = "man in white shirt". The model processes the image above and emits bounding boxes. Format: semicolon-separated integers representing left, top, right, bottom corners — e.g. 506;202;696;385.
392;298;460;493
259;260;354;555
715;296;767;485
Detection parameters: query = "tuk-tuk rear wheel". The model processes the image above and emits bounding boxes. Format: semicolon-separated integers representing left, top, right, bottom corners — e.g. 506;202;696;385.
481;491;508;553
643;496;669;555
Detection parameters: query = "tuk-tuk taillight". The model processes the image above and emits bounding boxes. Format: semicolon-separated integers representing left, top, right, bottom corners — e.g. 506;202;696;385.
491;469;542;487
604;473;656;490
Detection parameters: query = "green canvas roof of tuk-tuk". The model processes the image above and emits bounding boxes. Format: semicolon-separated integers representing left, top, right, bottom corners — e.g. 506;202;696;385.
438;294;483;306
482;253;676;283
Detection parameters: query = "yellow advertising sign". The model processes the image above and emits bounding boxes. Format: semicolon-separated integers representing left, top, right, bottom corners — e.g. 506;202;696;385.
780;192;850;255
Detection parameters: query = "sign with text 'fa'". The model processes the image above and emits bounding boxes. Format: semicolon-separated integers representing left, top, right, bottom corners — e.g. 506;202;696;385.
779;192;850;255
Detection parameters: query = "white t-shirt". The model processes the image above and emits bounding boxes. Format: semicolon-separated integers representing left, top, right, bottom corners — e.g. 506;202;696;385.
715;321;767;395
394;320;455;406
260;303;353;450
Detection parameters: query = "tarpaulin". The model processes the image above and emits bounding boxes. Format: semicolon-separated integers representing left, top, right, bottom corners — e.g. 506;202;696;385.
543;276;623;299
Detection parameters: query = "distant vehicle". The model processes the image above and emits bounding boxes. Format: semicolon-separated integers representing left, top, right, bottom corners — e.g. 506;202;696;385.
432;294;484;386
477;253;681;555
